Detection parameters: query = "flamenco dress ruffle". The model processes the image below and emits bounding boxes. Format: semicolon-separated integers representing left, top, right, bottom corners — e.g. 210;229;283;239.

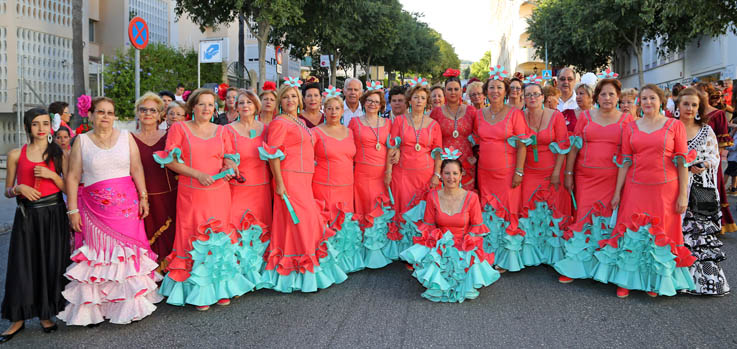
682;203;730;295
587;214;697;296
480;195;525;271
516;189;572;268
57;227;162;325
553;202;616;279
388;190;431;261
324;202;366;274
234;212;271;289
358;196;396;269
159;218;254;306
400;225;500;303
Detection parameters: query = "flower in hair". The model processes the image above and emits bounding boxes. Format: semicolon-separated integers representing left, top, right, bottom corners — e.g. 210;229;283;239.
52;113;61;132
443;68;461;78
597;69;619;79
366;81;384;91
441;146;462;160
76;94;91;117
218;83;230;101
322;85;342;98
283;76;303;88
263;81;277;91
488;65;508;80
408;77;428;87
182;90;192;102
523;74;543;84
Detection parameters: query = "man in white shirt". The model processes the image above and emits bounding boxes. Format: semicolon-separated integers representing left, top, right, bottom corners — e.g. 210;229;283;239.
343;78;364;125
557;67;578;112
174;83;185;102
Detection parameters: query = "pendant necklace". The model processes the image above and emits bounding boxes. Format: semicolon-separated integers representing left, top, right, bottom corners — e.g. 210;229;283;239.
448;104;463;138
365;115;382;151
408;113;424;152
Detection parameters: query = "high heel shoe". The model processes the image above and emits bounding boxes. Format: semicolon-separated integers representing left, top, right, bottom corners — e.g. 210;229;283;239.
41;322;58;333
0;323;25;343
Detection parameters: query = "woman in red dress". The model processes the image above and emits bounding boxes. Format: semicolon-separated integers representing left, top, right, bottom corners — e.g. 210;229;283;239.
517;80;571;269
156;89;250;310
386;79;442;259
300;83;324;128
258;78;347;292
473;69;529;272
554;78;634;283
595;85;696;298
132;92;177;272
430;69;477;189
225;89;272;288
400;149;500;302
313;90;364;273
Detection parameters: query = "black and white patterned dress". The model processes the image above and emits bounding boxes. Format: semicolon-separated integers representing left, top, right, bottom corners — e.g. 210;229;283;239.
683;125;730;295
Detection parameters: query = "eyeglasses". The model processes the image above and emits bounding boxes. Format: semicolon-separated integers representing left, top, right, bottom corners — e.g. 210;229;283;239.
469;93;484;98
558;77;575;82
167;111;185;117
524;92;543;98
94;109;115;117
137;107;160;115
509;87;522;91
365;99;381;105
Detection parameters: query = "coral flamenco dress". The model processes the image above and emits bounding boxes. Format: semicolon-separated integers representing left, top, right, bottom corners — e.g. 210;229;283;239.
157;122;253;307
430;105;477;188
554;111;634;279
312;126;365;273
513;110;572;269
388;114;442;259
348;117;396;269
472;107;529;271
587;118;697;295
400;190;500;302
258;116;347;292
225;123;272;288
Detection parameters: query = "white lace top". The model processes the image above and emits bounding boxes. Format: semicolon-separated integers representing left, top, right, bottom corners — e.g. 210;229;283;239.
80;129;131;186
687;125;720;191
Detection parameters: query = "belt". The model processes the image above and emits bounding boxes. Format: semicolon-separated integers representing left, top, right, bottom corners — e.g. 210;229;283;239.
17;192;64;217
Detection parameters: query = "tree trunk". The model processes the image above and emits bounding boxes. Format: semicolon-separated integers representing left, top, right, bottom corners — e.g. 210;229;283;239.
238;13;245;88
72;0;85;126
246;19;270;93
634;44;644;88
330;51;338;86
366;56;372;81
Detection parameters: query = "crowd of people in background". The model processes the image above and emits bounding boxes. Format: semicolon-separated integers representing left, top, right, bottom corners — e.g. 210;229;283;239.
2;66;736;342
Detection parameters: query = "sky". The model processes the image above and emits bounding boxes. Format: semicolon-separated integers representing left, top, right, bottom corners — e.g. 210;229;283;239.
399;0;493;62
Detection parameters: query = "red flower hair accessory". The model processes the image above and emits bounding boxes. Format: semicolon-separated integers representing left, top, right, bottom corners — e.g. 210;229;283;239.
262;81;277;91
217;83;230;101
443;68;460;78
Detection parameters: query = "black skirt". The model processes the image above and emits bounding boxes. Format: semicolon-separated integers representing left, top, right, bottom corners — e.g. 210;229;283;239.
1;193;71;321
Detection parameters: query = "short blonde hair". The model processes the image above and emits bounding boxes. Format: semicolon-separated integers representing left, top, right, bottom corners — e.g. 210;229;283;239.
235;89;262;115
135;91;164;112
406;85;431;110
276;85;303;112
621;88;638;100
467;81;484;94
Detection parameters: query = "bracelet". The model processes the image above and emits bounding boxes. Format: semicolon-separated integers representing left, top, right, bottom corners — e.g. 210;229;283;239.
138;190;148;199
66;209;79;215
434;172;442;180
515;170;524;177
565;171;574;175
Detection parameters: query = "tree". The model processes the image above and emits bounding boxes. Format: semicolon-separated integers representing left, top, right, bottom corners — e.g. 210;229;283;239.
382;11;438;78
528;0;737;87
344;0;403;81
469;51;491;80
175;0;305;92
71;0;85;126
427;30;460;82
103;44;222;119
461;66;471;80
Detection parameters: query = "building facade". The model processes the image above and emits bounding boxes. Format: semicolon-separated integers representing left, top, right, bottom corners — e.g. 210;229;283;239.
488;0;545;76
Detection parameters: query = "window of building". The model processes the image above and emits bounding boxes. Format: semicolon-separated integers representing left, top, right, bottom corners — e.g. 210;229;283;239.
89;19;95;43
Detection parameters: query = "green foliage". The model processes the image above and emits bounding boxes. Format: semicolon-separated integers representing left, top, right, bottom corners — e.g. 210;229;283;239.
381;11;439;75
469;51;491;79
428;30;461;82
103;43;222;120
461;66;471;80
652;1;737;54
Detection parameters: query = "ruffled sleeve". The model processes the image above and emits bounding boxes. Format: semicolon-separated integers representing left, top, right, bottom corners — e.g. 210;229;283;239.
258;119;286;161
549;112;581;154
153;122;185;167
671;120;697;167
507;110;534;147
468;192;490;236
221;126;240;166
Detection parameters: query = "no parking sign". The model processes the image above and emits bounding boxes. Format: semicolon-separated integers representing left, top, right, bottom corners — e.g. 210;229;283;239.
128;17;149;50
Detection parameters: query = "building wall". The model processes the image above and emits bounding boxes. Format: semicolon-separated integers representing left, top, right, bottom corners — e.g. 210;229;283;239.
615;32;737;89
489;0;544;76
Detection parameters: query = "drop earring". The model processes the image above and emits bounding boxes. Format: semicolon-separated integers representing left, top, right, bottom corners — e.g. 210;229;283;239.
47;134;53;143
695;113;701;120
674;109;680;118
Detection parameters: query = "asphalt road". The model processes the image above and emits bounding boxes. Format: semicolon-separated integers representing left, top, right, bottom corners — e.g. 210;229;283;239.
0;194;736;348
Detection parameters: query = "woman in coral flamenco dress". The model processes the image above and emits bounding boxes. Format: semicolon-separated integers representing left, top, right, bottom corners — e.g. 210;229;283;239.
225;89;273;289
59;97;162;325
156;89;251;311
258;77;347;292
348;87;395;269
386;79;443;259
400;148;500;302
472;67;529;273
554;77;634;284
429;69;477;189
312;87;365;273
596;85;697;298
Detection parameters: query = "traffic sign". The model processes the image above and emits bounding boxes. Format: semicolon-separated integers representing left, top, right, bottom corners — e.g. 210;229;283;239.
199;40;224;63
128;17;149;50
542;69;553;80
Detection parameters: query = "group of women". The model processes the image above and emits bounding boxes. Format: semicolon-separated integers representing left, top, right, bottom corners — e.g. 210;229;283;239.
1;67;731;342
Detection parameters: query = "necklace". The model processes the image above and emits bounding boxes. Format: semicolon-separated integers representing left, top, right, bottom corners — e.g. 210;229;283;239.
525;109;545;133
447;104;463;138
487;105;504;123
364;115;382;151
287;114;312;136
407;113;424;152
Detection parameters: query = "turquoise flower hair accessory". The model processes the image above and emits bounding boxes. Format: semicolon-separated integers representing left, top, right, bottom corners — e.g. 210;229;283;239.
408;77;428;87
440;146;462;160
488;65;508;80
322;85;342;98
283;76;303;88
597;69;619;79
523;74;543;84
366;81;384;91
